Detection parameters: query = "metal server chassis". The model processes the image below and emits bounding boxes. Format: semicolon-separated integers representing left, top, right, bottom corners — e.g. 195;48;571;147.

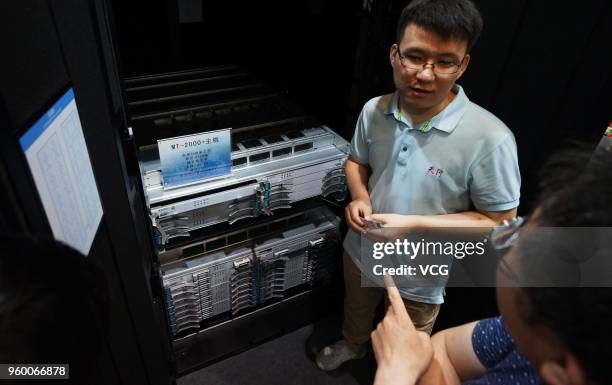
160;205;340;337
139;126;348;248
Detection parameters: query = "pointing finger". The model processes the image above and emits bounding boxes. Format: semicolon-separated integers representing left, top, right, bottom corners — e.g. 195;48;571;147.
385;277;413;326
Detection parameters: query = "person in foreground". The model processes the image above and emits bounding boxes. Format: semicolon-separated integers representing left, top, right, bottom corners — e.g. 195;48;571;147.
371;149;612;385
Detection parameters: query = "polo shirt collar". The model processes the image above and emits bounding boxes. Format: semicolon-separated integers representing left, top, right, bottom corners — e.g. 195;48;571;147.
385;84;468;134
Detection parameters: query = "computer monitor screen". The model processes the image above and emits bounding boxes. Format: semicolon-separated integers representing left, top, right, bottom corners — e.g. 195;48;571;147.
19;88;103;255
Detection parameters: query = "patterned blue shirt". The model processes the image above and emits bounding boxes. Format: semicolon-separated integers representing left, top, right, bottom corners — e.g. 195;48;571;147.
464;316;541;385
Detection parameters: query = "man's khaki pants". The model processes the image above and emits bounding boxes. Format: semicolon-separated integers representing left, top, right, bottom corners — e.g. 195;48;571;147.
342;253;441;351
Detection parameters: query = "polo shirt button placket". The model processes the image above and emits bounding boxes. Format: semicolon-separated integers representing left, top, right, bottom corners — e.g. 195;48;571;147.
397;140;412;166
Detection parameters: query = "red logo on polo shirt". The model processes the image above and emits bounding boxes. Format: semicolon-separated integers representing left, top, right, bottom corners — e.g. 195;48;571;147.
427;165;444;178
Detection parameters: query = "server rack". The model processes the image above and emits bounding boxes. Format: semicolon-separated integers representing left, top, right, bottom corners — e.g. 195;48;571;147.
124;66;349;373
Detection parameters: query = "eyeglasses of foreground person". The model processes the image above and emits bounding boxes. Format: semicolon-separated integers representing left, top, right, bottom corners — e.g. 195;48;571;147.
489;216;525;284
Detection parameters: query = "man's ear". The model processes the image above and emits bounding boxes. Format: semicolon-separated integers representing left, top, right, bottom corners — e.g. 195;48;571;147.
540;355;587;385
390;44;398;67
455;54;471;81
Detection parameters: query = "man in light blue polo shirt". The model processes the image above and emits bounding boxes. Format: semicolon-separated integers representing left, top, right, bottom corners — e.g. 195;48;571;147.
316;0;520;371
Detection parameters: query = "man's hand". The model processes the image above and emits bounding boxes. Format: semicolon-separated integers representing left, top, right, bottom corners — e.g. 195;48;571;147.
345;198;372;234
367;213;419;228
372;278;434;385
361;214;420;244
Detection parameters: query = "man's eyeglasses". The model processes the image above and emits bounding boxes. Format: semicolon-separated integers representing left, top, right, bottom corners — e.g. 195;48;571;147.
489;217;525;284
490;216;525;251
489;217;525;250
395;44;465;75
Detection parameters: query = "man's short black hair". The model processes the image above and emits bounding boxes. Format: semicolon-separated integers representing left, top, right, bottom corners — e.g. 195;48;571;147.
396;0;484;52
517;148;612;385
0;237;109;385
